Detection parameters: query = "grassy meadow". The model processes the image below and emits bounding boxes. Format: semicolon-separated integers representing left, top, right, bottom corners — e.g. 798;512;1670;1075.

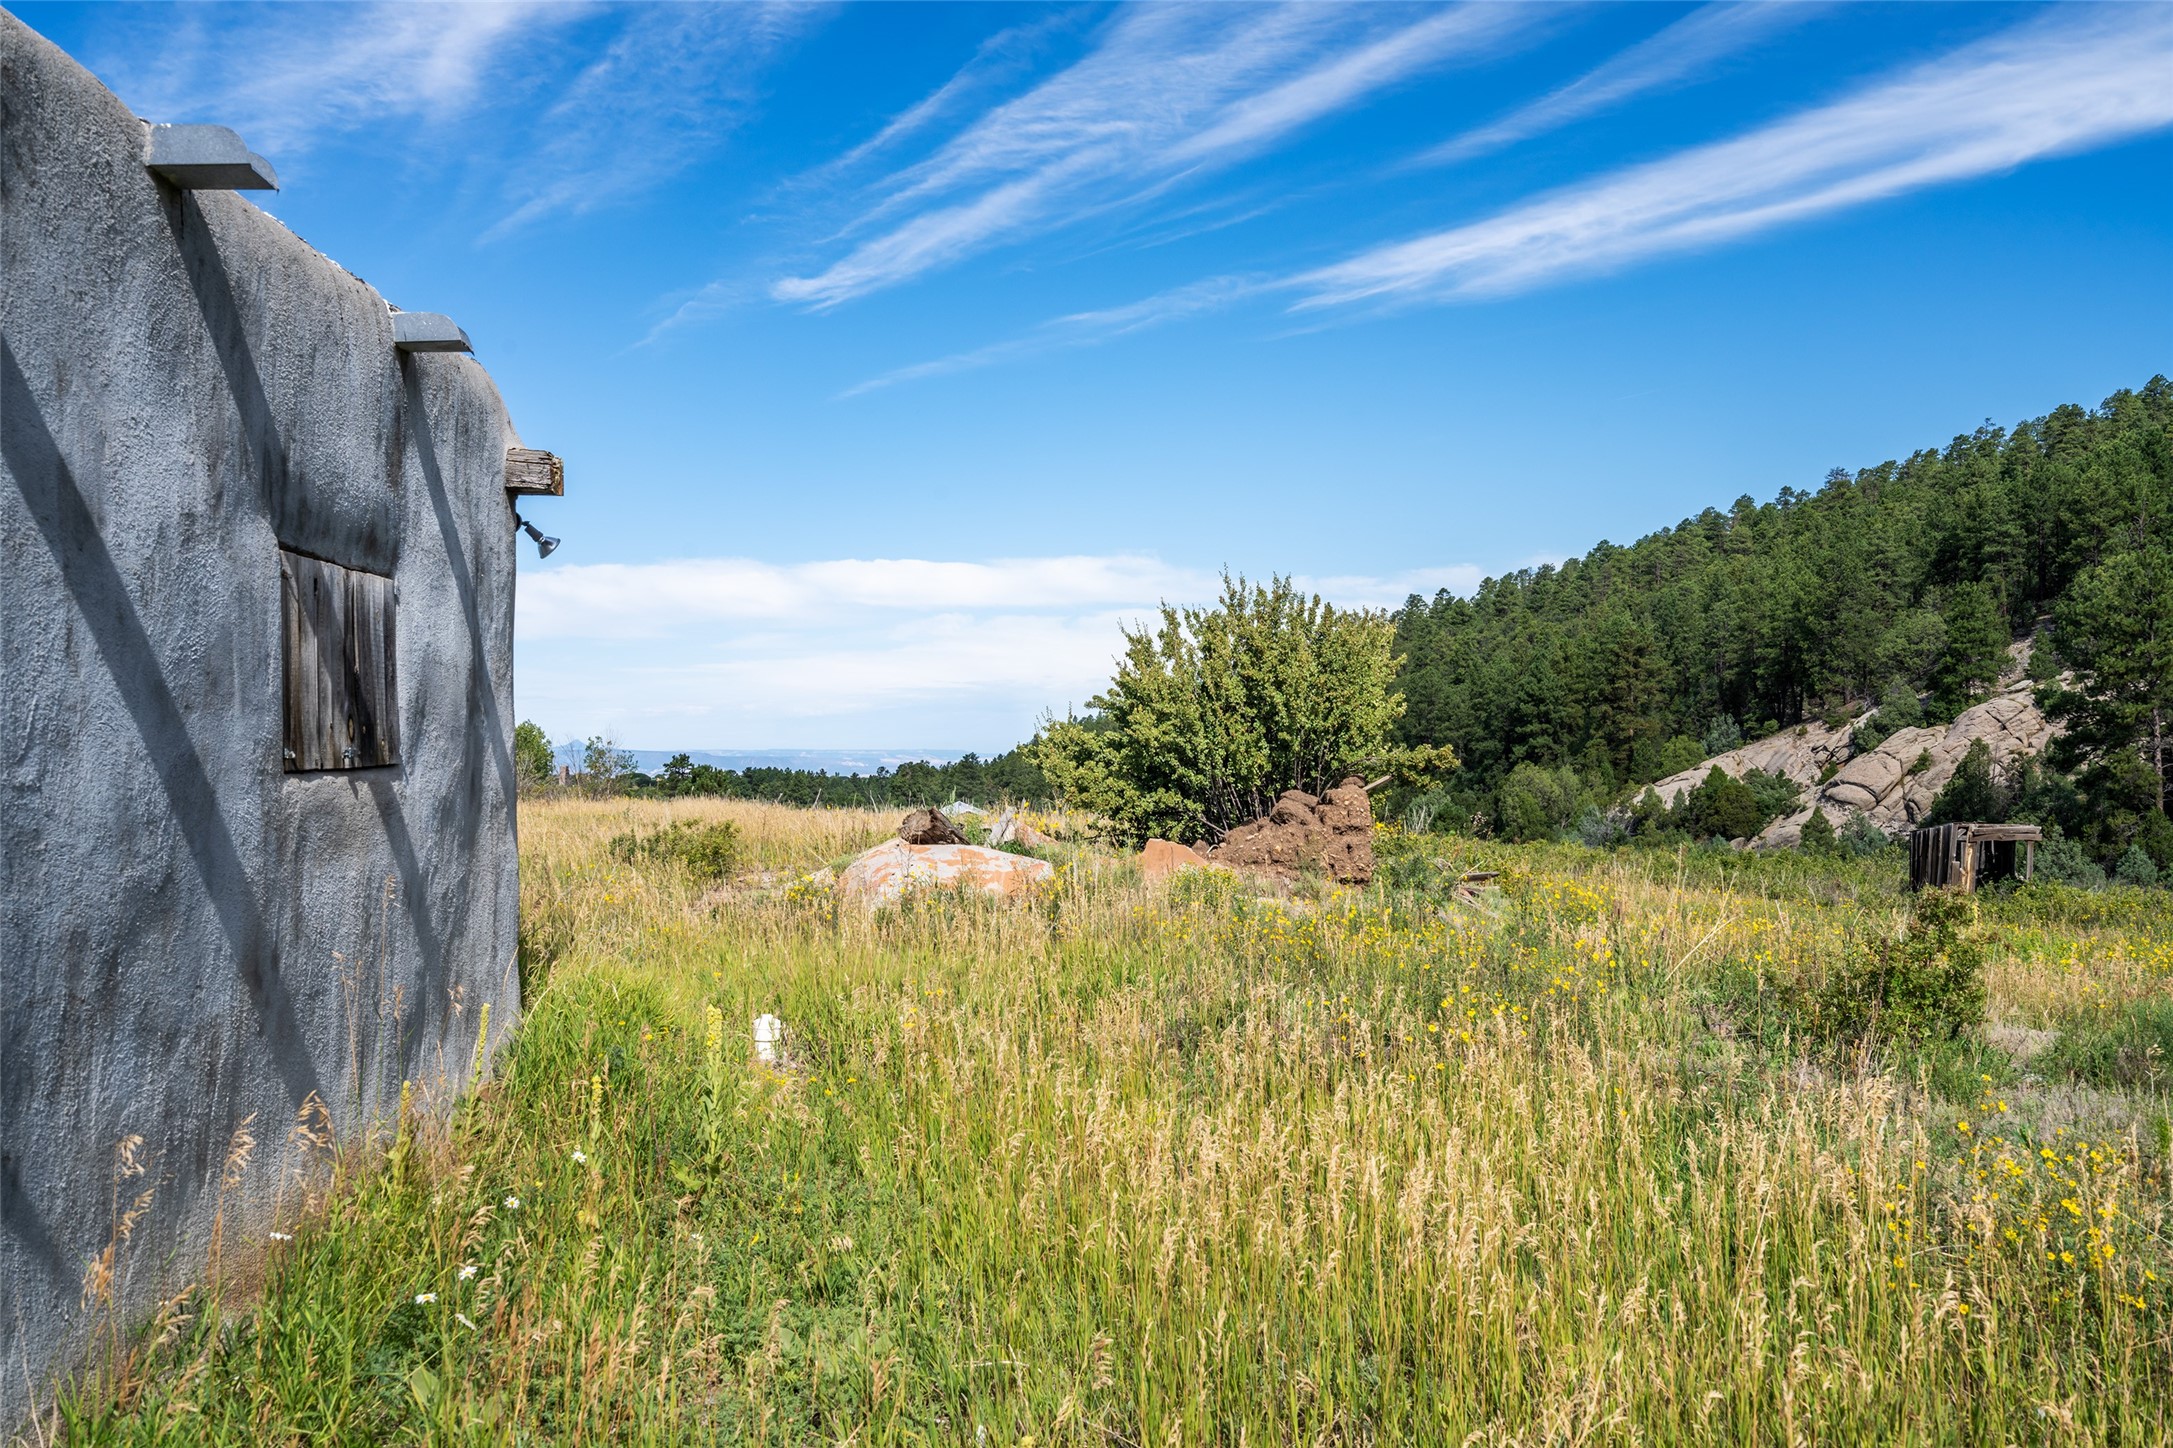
47;797;2173;1445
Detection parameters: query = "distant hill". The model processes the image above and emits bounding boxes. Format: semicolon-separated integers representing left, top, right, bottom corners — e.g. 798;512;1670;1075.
1394;378;2170;800
551;745;972;776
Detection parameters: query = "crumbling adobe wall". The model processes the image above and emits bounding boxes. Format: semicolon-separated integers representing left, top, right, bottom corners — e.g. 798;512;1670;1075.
1211;778;1377;883
1;15;523;1423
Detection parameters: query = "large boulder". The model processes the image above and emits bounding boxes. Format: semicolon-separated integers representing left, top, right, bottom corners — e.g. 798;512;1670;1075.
1138;838;1220;881
836;840;1052;909
1209;776;1376;883
898;808;967;845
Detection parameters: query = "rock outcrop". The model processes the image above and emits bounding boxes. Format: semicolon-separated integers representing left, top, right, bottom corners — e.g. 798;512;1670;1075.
1210;777;1376;883
835;840;1053;908
1640;653;2057;848
1758;680;2056;846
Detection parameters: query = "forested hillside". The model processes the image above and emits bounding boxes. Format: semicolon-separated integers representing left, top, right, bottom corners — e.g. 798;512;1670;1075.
1392;378;2172;860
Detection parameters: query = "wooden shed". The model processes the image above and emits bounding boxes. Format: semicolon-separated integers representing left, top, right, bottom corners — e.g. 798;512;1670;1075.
1908;822;2041;891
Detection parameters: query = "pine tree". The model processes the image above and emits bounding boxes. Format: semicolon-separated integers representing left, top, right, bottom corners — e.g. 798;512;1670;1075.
1799;806;1838;855
1931;583;2009;713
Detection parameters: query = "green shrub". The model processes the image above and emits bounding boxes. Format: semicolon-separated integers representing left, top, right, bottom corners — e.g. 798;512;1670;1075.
1655;734;1706;778
1921;739;2002;826
1700;715;1744;756
1674;766;1763;841
2113;844;2161;889
1799;807;1837;856
1496;762;1586;842
2036;833;2105;889
1740;768;1801;824
609;820;740;881
1813;890;1986;1047
1837;812;1891;858
2039;997;2173;1089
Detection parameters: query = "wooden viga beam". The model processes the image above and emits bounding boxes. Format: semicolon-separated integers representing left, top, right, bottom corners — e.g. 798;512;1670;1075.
505;447;564;496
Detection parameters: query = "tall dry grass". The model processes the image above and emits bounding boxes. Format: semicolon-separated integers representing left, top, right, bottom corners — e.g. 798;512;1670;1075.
42;800;2173;1445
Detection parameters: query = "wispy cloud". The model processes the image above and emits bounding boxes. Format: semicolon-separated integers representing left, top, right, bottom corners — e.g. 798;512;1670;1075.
87;1;819;234
514;552;1488;746
1298;5;2173;307
842;274;1264;395
92;1;574;156
489;2;823;237
1415;2;1823;167
772;2;1545;309
805;10;1088;186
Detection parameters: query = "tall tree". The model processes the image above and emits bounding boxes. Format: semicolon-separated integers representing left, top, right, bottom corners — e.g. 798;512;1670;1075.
2044;544;2173;812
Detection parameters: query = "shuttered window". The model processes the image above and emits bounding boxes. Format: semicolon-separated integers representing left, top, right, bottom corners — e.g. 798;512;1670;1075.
280;550;397;770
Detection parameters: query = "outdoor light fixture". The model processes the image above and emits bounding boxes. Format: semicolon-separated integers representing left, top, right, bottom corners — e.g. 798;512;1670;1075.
514;513;560;559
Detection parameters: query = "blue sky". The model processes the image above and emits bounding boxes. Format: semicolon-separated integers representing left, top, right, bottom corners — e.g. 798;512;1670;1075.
22;1;2173;753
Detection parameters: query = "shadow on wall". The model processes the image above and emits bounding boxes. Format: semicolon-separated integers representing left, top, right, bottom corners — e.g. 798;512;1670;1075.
1;338;328;1289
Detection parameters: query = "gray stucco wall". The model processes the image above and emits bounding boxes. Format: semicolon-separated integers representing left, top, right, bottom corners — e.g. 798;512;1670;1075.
1;13;523;1422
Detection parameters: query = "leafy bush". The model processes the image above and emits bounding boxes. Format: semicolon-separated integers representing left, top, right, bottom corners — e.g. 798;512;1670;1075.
1837;812;1893;859
1574;805;1626;849
2039;997;2173;1089
2035;833;2105;889
1496;763;1587;842
1921;739;2002;826
609;820;740;882
1812;890;1986;1046
2113;844;2161;889
1656;734;1706;778
1740;768;1801;823
1674;767;1763;841
1031;573;1451;844
1849;679;1926;755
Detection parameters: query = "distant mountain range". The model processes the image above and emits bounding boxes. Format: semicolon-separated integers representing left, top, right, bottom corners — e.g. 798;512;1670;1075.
549;745;973;776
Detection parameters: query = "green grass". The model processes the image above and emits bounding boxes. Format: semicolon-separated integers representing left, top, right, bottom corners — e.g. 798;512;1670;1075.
39;800;2173;1446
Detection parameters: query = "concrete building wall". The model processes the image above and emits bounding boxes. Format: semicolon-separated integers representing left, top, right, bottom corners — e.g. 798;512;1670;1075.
1;14;524;1421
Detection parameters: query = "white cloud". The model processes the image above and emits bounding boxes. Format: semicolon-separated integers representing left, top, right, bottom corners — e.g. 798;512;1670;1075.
489;2;823;236
842;273;1265;395
97;2;576;156
772;2;1544;308
1298;5;2173;307
1415;2;1823;167
87;2;818;234
845;5;2173;393
513;553;1489;748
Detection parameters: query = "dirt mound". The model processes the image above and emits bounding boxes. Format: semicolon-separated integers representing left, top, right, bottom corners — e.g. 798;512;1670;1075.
898;808;967;845
1210;778;1375;883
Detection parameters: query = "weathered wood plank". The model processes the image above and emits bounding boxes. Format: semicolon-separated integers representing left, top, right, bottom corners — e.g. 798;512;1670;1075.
280;549;398;771
347;569;398;767
504;447;563;496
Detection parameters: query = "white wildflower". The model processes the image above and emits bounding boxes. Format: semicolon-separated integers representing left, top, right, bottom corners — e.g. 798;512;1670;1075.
503;1195;520;1211
458;1263;477;1280
414;1292;437;1305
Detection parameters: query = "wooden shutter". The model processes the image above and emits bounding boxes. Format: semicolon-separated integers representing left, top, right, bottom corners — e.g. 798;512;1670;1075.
281;550;398;770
